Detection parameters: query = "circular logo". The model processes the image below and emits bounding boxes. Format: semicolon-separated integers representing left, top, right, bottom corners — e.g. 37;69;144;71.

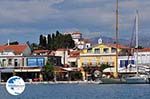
6;76;25;95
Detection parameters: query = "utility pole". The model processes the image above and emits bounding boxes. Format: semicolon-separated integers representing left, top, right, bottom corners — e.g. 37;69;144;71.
114;0;119;78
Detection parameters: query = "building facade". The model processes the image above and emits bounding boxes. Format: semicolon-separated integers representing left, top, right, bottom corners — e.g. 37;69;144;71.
135;48;150;65
0;44;62;81
78;43;129;68
0;44;31;67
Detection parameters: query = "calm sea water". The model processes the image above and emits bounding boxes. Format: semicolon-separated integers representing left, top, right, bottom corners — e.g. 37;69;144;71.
0;84;150;99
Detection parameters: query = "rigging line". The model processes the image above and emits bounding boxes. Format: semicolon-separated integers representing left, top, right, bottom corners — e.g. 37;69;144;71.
127;16;136;69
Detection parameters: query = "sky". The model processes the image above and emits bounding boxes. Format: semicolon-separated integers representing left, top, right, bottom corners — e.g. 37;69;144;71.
0;0;149;44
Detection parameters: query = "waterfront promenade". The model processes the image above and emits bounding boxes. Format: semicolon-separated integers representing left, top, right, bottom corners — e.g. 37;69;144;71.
0;80;101;85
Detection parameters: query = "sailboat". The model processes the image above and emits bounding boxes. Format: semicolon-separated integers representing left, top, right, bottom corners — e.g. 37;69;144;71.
125;11;149;84
100;0;125;84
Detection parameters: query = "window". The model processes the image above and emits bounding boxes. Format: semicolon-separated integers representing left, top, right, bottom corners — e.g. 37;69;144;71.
94;48;100;54
103;48;109;53
120;60;125;68
8;59;12;65
111;48;116;53
27;58;45;67
87;48;92;53
2;59;6;66
14;59;18;67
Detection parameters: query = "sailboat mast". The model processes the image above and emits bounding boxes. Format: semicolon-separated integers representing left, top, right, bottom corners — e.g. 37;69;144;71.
135;10;139;75
114;0;119;78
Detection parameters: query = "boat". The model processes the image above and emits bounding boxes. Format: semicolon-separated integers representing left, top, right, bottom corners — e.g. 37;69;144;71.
125;11;149;84
126;75;148;84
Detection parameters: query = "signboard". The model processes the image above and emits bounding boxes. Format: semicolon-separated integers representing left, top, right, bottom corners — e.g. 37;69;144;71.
27;58;45;67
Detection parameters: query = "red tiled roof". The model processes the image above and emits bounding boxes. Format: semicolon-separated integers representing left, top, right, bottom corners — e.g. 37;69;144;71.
0;44;28;54
105;43;129;49
72;32;81;35
56;48;68;51
48;51;55;56
33;50;49;53
69;51;80;57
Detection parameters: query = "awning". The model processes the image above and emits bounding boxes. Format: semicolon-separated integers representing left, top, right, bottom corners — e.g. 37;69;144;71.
62;67;79;71
0;68;14;73
14;68;41;72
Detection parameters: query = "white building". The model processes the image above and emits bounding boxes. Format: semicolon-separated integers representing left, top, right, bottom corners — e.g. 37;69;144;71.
64;32;82;43
64;32;91;50
134;48;150;65
118;56;135;68
55;48;69;66
0;44;31;67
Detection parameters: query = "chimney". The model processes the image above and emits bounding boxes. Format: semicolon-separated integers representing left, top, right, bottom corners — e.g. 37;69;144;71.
8;39;10;46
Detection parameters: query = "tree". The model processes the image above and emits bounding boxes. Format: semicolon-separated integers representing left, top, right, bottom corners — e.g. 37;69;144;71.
138;45;144;49
39;34;43;46
31;43;39;50
65;34;75;48
43;36;47;49
6;41;19;45
100;63;111;72
47;34;52;50
42;60;54;81
51;33;55;50
56;30;60;37
39;34;47;49
38;31;75;50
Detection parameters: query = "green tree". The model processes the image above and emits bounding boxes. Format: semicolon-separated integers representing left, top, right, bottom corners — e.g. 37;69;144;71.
39;34;43;47
39;34;47;49
100;63;111;72
43;36;47;49
51;33;55;50
38;31;75;50
42;61;54;81
31;43;39;50
6;41;19;45
47;34;52;50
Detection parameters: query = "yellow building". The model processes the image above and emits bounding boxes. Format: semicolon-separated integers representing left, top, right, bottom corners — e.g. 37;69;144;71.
78;42;129;79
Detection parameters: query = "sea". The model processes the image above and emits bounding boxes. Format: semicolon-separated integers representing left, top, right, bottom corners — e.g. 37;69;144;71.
0;84;150;99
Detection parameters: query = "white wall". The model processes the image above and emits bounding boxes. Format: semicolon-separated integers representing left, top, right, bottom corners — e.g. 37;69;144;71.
22;45;32;56
135;52;150;65
55;50;69;65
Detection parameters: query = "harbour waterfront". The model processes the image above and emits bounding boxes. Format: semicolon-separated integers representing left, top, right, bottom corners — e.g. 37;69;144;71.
0;84;150;99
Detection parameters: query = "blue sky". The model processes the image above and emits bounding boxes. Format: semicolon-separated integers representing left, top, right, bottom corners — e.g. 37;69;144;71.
0;0;149;44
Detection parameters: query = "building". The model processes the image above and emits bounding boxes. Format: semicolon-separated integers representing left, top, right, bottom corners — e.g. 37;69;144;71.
33;50;50;56
0;44;62;81
64;32;82;44
76;39;91;50
55;48;69;66
64;32;91;50
0;44;31;81
78;42;130;79
135;48;150;65
68;50;80;67
118;56;134;68
0;44;31;67
78;43;129;67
